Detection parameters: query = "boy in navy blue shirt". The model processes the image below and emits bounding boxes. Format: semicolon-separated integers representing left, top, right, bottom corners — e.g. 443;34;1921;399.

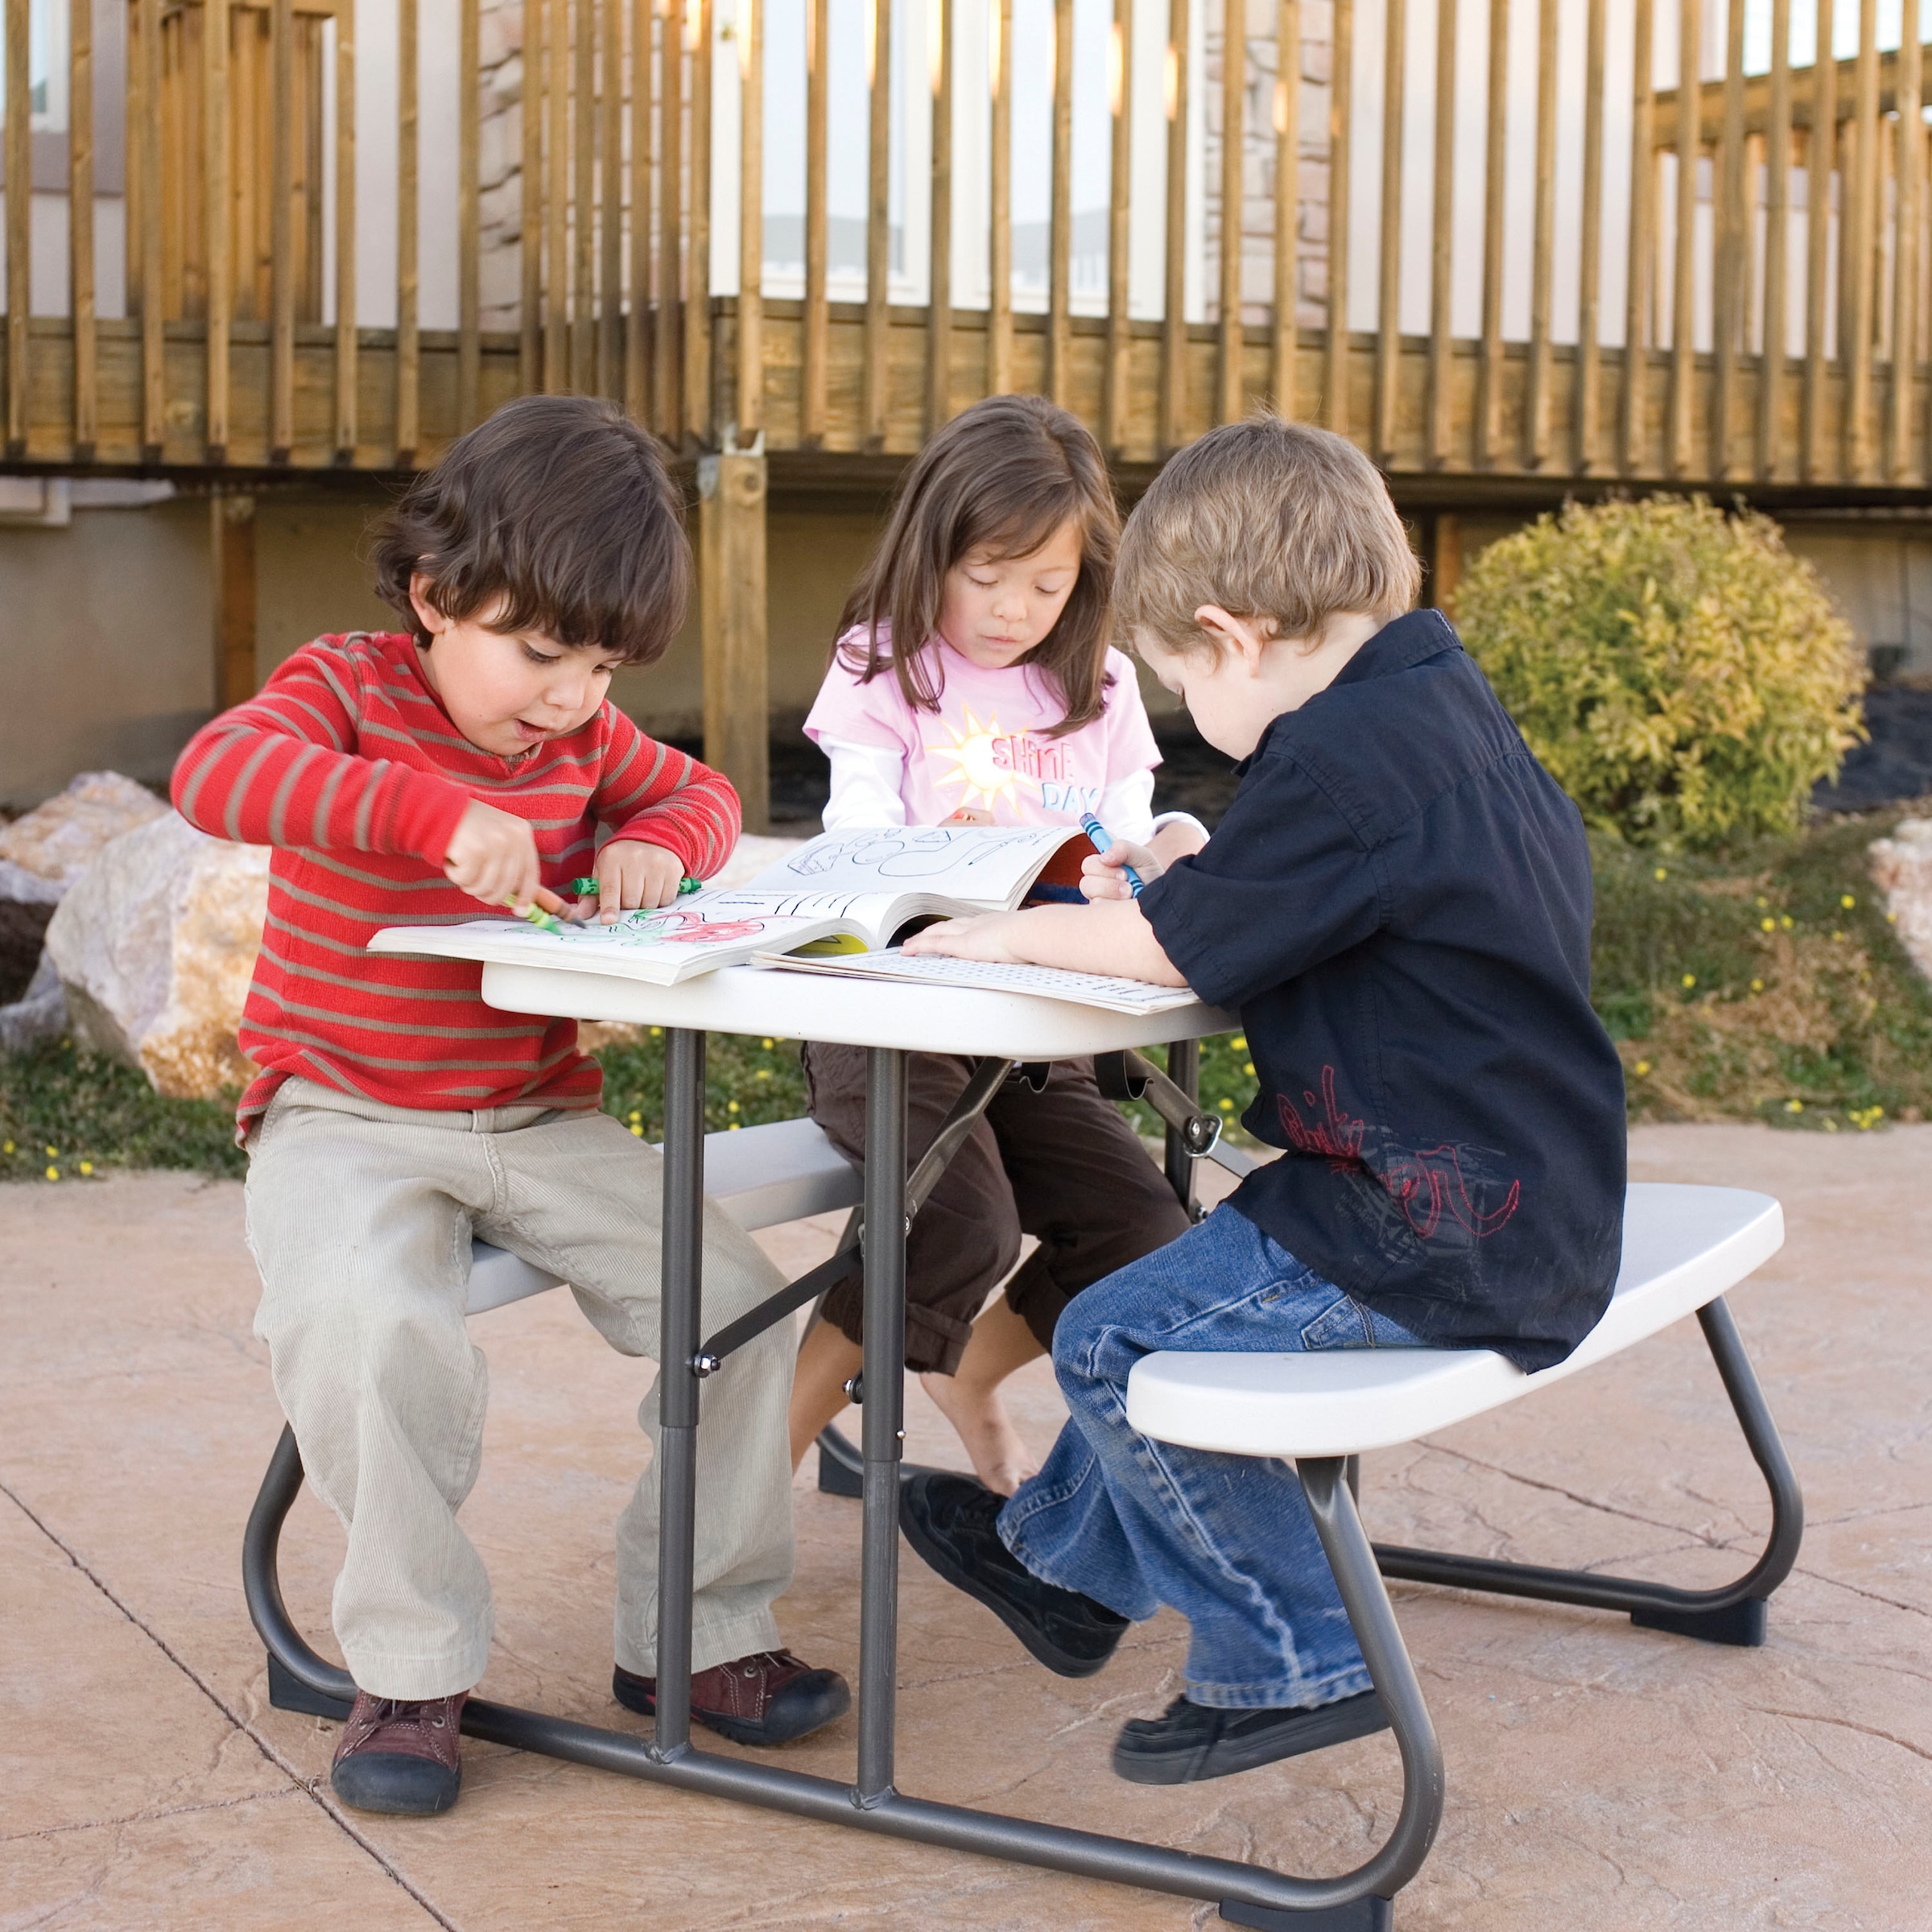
898;416;1626;1785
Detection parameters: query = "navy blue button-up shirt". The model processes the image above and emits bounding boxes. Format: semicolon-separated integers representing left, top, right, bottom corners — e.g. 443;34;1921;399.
1139;608;1626;1372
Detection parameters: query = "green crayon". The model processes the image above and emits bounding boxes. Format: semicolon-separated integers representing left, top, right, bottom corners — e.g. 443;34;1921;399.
568;877;601;895
504;897;565;934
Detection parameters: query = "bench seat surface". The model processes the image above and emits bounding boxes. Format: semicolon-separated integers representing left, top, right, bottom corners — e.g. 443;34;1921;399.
1124;1183;1784;1459
465;1116;862;1315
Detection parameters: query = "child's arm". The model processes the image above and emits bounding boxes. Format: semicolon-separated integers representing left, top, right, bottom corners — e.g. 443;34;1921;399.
173;644;474;873
902;900;1188;987
587;711;743;917
821;740;910;830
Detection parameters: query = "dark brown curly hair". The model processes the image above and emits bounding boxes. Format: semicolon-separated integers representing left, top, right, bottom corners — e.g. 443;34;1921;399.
835;394;1121;737
369;395;690;664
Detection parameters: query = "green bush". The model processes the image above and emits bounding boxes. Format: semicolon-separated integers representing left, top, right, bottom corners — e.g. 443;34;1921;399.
1457;496;1865;849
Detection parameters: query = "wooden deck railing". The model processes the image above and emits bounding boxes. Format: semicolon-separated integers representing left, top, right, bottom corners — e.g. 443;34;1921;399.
2;0;1930;486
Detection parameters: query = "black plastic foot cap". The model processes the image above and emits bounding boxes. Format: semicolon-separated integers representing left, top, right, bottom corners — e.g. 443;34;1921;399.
1631;1596;1768;1648
1221;1895;1394;1930
266;1652;355;1721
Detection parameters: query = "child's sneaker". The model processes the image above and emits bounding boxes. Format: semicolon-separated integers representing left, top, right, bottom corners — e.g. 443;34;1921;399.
898;1471;1129;1678
330;1691;467;1814
612;1650;850;1745
1111;1690;1389;1784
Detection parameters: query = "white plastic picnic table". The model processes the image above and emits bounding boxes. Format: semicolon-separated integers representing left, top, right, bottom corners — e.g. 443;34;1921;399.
242;947;1802;1932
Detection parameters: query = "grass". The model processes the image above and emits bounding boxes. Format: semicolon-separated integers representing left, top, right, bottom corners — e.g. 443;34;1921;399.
4;809;1927;1181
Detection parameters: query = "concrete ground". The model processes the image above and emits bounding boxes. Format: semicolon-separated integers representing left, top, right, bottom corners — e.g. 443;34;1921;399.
2;1125;1927;1931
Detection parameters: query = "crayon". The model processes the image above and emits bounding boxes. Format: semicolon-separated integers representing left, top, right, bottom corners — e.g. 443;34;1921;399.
568;877;601;895
1080;812;1144;897
504;896;567;934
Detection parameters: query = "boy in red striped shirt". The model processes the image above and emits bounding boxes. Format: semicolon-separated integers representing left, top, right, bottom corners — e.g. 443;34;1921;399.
175;397;848;1817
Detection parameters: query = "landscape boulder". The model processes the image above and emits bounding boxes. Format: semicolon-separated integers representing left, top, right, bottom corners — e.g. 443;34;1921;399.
1870;817;1932;985
44;813;271;1099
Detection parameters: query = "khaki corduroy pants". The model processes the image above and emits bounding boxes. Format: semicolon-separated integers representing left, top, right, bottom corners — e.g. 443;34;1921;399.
244;1077;795;1701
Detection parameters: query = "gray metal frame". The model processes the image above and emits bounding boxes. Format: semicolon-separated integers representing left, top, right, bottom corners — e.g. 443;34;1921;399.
242;1030;1800;1930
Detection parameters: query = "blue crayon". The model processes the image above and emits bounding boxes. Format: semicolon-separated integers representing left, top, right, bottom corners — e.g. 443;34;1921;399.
1080;812;1144;898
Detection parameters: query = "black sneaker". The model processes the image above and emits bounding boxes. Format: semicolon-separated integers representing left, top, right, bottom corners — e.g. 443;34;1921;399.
1113;1689;1390;1785
898;1471;1129;1678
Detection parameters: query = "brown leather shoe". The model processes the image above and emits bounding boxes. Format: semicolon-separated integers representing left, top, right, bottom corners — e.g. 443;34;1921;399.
329;1691;467;1814
613;1650;850;1746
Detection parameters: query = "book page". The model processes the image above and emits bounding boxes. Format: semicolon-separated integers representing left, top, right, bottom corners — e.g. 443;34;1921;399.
742;824;1082;907
751;947;1201;1016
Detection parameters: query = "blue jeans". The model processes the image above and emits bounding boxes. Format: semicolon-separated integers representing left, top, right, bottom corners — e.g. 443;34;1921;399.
997;1203;1421;1710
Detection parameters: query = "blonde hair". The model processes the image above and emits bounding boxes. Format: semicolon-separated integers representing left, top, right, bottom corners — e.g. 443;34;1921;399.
1116;415;1422;657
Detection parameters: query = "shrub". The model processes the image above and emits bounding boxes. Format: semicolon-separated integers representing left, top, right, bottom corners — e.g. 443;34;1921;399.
1457;496;1865;849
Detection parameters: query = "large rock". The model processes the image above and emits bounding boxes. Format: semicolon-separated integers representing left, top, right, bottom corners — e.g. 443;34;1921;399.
1870;817;1932;984
0;770;168;904
44;813;271;1099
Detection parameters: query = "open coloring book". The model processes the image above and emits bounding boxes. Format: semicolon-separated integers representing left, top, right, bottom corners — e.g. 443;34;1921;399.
747;947;1200;1017
368;823;1104;986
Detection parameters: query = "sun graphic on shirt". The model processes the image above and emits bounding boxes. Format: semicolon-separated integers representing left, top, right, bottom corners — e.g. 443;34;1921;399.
926;708;1026;811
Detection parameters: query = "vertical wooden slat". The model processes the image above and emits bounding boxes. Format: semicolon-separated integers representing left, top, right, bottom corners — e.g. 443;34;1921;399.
206;0;232;458
574;0;597;385
802;0;828;438
863;0;890;444
737;0;762;436
1270;0;1298;418
1662;0;1692;477
1525;0;1555;464
1427;0;1455;463
68;0;96;456
398;0;421;460
928;0;954;429
271;0;295;455
1105;0;1134;448
1476;0;1506;462
1372;0;1401;456
1889;0;1920;480
1219;0;1247;425
2;0;23;452
1741;126;1761;347
1049;0;1074;405
656;0;687;436
1619;0;1653;473
335;0;359;457
459;0;481;428
1844;0;1877;477
989;0;1013;393
521;0;544;390
1802;0;1834;478
1707;0;1744;477
1573;0;1604;469
699;449;770;830
139;0;165;451
1160;0;1190;445
601;0;623;396
545;0;569;390
1756;0;1790;477
1323;0;1350;431
626;0;650;423
685;0;712;442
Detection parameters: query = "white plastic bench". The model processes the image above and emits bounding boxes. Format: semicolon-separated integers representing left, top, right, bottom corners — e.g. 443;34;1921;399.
1133;1181;1804;1932
464;1115;865;1315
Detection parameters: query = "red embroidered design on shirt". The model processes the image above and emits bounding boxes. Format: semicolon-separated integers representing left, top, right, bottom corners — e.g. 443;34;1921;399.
1276;1065;1522;1241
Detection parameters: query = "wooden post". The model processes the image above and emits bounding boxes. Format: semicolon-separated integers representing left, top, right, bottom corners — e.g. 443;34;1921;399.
1161;0;1191;448
1802;0;1834;481
206;0;233;461
686;0;713;442
1757;0;1790;480
989;0;1013;394
1619;0;1653;474
1525;0;1556;467
864;0;891;444
522;0;545;390
601;0;624;396
398;0;422;463
70;0;96;460
1666;0;1698;475
1048;0;1075;407
1105;0;1134;449
1427;0;1455;464
459;0;481;430
1889;0;1921;481
803;0;828;440
1323;0;1351;432
336;0;359;460
1711;0;1745;481
5;0;29;455
1220;0;1249;427
1845;0;1878;480
1573;0;1604;471
928;0;954;430
1373;0;1402;460
700;447;770;834
211;492;258;709
138;0;164;456
545;0;570;391
1270;0;1298;419
1476;0;1508;464
737;0;764;437
1429;510;1461;613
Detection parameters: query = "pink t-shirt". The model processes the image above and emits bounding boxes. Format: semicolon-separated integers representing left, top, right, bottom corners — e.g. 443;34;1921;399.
804;632;1162;828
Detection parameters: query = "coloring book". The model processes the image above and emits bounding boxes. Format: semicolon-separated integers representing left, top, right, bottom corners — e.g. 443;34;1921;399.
368;824;1100;986
747;947;1200;1017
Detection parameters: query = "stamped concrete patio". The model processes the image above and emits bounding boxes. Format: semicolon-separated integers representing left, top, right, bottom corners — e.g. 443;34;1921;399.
2;1123;1928;1931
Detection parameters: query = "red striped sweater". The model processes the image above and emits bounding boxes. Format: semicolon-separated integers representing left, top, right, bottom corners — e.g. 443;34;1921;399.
171;630;740;1133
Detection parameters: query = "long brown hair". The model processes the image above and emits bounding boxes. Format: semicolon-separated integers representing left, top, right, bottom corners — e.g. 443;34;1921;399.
834;394;1121;736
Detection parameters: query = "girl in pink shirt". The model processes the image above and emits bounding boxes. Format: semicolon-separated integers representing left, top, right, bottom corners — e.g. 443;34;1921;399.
789;396;1207;1494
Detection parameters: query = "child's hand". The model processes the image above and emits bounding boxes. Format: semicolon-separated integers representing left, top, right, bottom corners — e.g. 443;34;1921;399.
581;839;687;921
1080;839;1159;902
445;800;543;910
940;805;994;825
902;914;1026;964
